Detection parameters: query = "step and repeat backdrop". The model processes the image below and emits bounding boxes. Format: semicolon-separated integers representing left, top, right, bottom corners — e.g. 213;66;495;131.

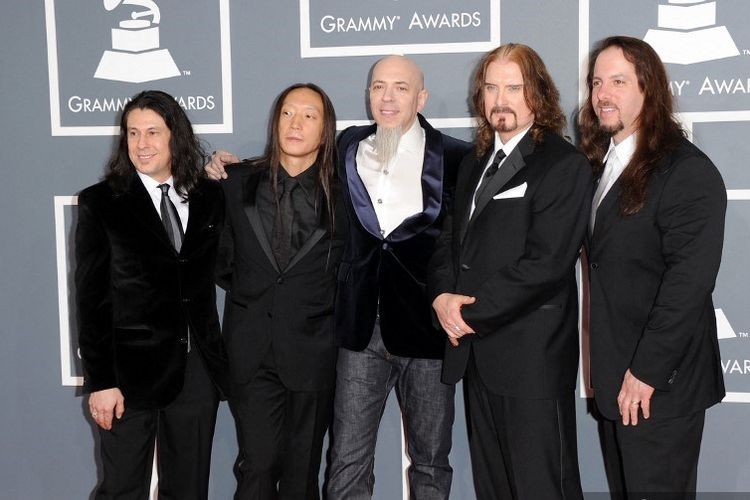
1;1;748;498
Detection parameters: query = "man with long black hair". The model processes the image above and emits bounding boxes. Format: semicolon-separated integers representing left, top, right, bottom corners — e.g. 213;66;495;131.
76;90;229;500
215;83;346;499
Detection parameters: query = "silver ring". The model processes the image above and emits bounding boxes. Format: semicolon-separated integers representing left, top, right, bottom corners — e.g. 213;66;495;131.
453;324;461;331
630;401;640;406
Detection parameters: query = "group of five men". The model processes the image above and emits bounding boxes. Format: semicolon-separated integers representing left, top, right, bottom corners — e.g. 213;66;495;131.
76;35;726;500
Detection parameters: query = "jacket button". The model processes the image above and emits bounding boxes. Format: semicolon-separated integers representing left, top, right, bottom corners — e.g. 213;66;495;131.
590;263;599;270
276;277;284;284
178;258;188;264
460;264;470;271
382;243;388;250
181;298;190;303
179;337;188;345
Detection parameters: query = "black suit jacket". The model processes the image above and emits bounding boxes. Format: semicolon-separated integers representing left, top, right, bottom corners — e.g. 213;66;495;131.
430;130;593;398
217;162;346;391
335;114;471;359
587;137;726;420
76;174;229;409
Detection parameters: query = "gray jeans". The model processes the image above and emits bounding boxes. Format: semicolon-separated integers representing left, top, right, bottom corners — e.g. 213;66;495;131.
325;325;455;500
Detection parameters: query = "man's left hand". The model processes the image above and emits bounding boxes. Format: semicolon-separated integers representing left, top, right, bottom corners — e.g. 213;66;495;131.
617;369;655;426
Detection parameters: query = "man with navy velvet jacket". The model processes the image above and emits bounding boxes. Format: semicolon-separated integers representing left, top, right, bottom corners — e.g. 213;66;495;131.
327;56;470;500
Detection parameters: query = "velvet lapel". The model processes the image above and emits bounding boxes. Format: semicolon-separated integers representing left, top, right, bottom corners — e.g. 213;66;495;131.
123;173;175;252
241;169;280;273
343;123;382;239
387;114;444;243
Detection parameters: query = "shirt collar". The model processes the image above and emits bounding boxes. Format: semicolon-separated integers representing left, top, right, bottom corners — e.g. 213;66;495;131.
136;170;174;193
278;163;320;203
396;118;424;154
603;132;637;168
492;123;533;158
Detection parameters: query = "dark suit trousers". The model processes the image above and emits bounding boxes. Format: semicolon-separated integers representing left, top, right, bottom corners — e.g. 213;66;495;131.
229;348;333;500
465;353;583;500
95;348;220;500
599;409;705;500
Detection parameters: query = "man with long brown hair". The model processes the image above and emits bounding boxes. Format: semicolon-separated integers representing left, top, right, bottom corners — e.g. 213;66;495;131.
580;36;726;498
430;44;591;499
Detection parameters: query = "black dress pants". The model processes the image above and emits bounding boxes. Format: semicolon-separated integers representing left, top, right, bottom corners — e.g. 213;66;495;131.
95;348;220;500
465;354;584;500
599;407;705;500
229;349;333;500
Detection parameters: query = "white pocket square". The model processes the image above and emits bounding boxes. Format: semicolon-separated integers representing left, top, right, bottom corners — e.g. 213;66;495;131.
493;182;527;200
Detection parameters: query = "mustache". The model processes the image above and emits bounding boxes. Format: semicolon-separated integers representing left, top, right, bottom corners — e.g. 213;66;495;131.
596;101;618;110
491;106;515;115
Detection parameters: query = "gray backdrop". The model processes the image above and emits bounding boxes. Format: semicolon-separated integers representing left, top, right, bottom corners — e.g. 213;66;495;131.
1;1;748;498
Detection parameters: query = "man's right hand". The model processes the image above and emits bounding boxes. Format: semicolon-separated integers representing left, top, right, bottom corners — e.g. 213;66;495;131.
432;293;476;347
89;388;125;430
204;149;240;180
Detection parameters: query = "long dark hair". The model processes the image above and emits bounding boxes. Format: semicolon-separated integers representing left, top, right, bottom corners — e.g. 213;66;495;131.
472;43;566;157
251;83;338;228
105;90;205;199
579;36;684;215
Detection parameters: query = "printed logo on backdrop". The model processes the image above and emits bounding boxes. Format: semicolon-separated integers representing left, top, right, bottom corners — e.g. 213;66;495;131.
582;0;750;402
44;0;233;136
299;0;500;58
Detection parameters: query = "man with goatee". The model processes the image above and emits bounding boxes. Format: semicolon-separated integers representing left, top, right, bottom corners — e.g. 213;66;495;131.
430;44;591;499
580;36;726;499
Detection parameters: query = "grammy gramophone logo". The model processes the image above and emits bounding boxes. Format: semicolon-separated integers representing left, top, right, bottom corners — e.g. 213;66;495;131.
644;0;740;65
94;0;180;83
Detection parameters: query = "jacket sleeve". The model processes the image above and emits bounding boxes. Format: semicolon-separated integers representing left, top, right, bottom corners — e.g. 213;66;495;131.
75;191;116;393
629;155;726;390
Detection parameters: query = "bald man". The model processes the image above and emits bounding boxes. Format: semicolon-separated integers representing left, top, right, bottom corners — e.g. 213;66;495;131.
326;56;470;500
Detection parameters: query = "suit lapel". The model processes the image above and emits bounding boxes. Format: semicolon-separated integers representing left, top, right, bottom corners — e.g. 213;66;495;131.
471;145;526;220
388;114;445;242
286;202;328;270
343;124;382;239
123;173;175;252
242;170;281;273
458;152;491;243
591;177;620;244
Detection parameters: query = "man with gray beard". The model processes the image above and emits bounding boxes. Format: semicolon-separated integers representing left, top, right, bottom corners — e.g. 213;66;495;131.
205;56;470;499
328;55;470;500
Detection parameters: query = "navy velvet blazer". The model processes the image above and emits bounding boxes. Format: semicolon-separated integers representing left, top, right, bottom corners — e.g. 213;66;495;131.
335;114;471;359
75;173;229;409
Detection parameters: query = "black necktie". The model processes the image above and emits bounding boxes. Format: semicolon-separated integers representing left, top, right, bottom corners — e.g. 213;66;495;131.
272;176;298;269
474;149;507;207
158;184;184;252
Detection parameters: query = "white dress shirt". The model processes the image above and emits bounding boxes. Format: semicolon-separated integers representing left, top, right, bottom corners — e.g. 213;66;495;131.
469;124;532;218
356;119;426;237
136;171;189;232
589;133;636;231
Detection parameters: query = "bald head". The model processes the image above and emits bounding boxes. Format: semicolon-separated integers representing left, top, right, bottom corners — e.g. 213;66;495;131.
369;55;428;131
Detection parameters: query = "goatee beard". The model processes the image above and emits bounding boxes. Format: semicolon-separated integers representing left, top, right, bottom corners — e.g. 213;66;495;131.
374;126;403;165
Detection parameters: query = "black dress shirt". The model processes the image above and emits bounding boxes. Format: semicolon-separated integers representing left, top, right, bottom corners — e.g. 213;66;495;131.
258;164;321;260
